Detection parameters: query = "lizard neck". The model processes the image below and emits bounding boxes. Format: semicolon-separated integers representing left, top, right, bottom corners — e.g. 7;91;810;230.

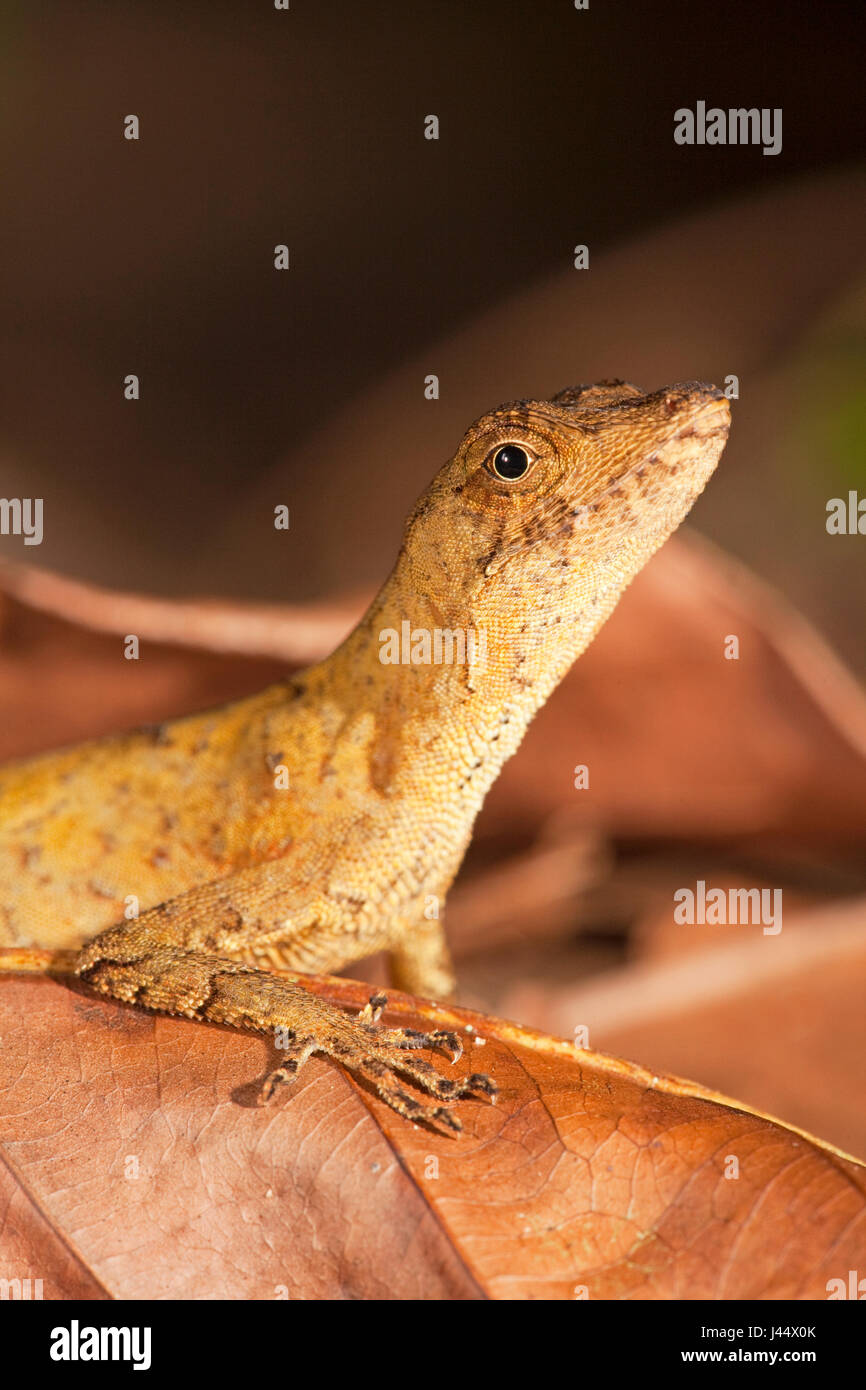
314;547;622;816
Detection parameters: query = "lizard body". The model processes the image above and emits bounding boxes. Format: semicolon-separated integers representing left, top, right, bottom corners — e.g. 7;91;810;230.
0;381;730;1127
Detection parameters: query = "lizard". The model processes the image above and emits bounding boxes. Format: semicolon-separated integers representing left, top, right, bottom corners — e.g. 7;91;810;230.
0;380;730;1130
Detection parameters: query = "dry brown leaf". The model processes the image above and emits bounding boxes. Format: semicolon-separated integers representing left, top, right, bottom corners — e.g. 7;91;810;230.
510;896;866;1164
1;960;864;1301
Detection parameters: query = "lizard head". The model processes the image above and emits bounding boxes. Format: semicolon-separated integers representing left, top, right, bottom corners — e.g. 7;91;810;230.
399;379;730;688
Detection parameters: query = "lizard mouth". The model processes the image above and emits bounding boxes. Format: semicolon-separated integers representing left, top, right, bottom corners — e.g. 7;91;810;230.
617;384;729;484
662;385;731;447
642;387;730;498
573;384;731;534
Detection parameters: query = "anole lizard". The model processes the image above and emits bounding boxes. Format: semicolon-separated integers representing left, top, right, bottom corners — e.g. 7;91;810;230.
0;380;730;1128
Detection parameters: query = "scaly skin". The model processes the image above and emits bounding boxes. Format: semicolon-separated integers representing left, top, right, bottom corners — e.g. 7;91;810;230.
0;381;730;1128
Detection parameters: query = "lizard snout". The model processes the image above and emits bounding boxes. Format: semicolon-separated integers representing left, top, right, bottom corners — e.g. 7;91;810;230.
570;382;730;551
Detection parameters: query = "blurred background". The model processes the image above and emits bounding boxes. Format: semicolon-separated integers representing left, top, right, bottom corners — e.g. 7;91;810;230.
0;2;864;1156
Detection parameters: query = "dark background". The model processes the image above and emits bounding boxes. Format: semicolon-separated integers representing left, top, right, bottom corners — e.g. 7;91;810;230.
1;1;863;617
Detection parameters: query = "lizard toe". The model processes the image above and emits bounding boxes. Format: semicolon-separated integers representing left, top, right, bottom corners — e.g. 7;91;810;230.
381;1025;464;1063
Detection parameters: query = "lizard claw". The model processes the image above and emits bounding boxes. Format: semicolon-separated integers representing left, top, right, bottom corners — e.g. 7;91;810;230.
384;1025;464;1064
357;992;389;1025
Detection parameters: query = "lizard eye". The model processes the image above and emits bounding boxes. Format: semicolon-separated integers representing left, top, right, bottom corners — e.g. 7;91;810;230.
489;444;533;481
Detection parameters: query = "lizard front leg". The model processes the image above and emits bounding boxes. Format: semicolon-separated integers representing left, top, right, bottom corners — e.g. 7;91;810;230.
74;872;494;1131
389;917;456;1000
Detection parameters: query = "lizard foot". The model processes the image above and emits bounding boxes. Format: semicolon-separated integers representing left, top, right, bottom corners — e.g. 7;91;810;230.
356;992;468;1065
261;991;497;1132
77;940;495;1133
